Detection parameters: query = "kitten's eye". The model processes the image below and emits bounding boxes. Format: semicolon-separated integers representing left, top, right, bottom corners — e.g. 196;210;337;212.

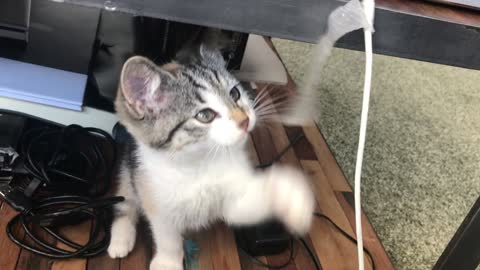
230;87;241;102
195;109;217;123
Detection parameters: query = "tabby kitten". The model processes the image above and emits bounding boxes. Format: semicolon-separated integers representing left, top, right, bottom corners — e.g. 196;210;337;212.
107;43;314;270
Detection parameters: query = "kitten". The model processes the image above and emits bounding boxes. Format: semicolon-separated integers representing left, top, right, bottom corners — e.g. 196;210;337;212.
107;42;314;270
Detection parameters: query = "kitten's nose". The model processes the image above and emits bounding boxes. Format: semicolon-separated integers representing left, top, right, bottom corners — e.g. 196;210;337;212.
239;118;250;132
231;109;249;132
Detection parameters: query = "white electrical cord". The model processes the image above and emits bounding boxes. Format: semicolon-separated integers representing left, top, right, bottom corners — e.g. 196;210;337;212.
280;1;375;267
355;1;375;270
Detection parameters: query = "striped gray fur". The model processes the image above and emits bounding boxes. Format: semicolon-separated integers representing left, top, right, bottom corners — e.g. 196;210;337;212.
115;43;252;153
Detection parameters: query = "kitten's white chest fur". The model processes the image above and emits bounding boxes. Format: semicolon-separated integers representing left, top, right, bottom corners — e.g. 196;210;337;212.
137;142;253;230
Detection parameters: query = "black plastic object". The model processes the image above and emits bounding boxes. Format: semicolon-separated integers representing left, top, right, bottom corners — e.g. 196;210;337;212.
0;113;26;150
0;0;30;41
55;0;339;43
89;12;248;103
433;196;480;270
337;7;480;70
63;0;480;71
0;114;25;183
235;220;291;256
0;0;99;74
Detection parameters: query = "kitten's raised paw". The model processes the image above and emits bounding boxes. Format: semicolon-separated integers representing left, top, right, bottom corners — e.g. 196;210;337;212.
150;255;183;270
268;166;315;235
107;218;137;258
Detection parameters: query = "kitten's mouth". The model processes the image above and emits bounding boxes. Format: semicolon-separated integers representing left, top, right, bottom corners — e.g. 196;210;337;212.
240;118;250;133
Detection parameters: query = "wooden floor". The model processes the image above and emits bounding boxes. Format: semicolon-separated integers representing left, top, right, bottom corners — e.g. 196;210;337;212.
0;97;394;270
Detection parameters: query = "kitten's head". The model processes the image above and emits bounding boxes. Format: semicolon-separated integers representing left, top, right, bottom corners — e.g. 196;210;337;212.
115;43;256;151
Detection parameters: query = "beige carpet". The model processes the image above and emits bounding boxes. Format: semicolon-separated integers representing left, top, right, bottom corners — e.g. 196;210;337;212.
272;39;480;270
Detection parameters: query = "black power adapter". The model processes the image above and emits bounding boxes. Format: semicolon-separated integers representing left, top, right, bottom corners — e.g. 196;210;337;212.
234;133;307;257
0;113;29;211
235;220;291;256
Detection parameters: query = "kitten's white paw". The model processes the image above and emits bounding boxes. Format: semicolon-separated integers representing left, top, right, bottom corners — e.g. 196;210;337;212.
150;254;183;270
107;217;137;258
268;166;315;235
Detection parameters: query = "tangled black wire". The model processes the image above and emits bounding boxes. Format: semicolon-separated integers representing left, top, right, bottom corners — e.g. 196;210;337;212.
18;125;116;197
5;124;124;259
7;195;124;258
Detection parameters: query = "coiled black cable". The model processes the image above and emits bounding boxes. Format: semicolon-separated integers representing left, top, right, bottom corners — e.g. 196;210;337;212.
18;124;116;197
5;123;123;259
7;196;124;258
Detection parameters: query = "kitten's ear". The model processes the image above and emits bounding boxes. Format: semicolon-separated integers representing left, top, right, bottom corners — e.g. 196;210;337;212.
175;28;228;67
120;56;172;119
198;43;226;67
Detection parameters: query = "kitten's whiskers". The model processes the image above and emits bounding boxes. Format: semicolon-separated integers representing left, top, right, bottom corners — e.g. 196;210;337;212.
212;145;221;163
253;86;272;107
254;94;289;111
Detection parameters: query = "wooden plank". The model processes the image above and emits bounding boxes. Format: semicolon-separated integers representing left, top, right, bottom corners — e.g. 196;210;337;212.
263;120;318;270
50;221;91;270
258;104;315;269
87;225;120;270
252;96;318;269
246;136;260;166
208;223;241;270
191;229;214;270
295;237;322;270
15;227;54;270
266;121;301;168
253;93;300;167
303;124;352;192
238;251;268;270
0;203;23;270
300;160;373;270
309;211;351;270
251;125;277;165
87;252;119;270
299;112;389;270
336;192;395;270
377;0;480;27
284;126;317;161
266;248;298;270
119;221;151;270
252;106;312;269
259;106;323;270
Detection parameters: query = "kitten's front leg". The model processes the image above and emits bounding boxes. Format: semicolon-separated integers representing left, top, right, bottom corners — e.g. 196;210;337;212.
223;166;315;235
139;184;184;270
266;166;315;235
148;218;184;270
